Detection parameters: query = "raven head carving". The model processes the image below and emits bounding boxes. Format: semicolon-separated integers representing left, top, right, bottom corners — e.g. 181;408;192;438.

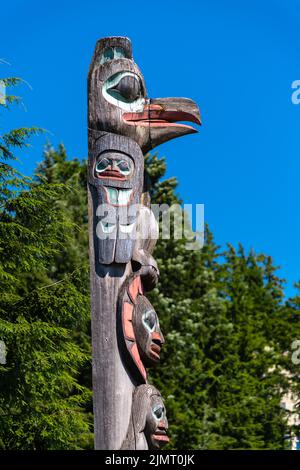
88;36;201;153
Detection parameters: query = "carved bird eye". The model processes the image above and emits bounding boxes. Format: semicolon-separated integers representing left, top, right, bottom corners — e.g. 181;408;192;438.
142;309;157;332
96;158;110;173
103;72;145;112
116;159;131;176
110;75;141;103
152;404;165;421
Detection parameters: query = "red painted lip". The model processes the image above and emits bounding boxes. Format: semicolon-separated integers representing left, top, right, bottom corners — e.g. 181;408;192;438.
150;332;163;360
96;170;125;180
150;342;161;357
153;429;169;443
123;104;200;131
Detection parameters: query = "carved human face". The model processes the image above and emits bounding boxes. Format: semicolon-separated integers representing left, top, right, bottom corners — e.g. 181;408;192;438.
94;152;135;207
88;134;144;264
88;37;201;153
121;276;165;382
88;37;149;151
95;153;134;182
145;392;169;449
133;295;164;367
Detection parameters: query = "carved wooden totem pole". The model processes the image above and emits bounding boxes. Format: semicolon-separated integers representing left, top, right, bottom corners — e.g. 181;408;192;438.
87;36;200;450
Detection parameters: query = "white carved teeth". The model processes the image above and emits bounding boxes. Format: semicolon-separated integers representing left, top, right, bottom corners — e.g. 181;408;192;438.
106;188;118;204
106;188;132;205
118;189;132;205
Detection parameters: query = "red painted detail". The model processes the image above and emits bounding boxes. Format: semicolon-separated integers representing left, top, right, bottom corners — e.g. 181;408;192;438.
123;302;134;340
130;343;147;380
158;421;167;429
123;103;200;130
153;434;170;442
96;169;126;180
128;277;141;302
151;332;162;341
153;423;169;442
150;332;162;360
124;119;196;130
150;348;160;361
150;346;160;358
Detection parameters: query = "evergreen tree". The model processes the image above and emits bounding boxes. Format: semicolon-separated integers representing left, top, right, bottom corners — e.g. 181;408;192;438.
145;154;297;450
2;86;300;448
207;246;289;449
35;148;300;450
0;80;92;449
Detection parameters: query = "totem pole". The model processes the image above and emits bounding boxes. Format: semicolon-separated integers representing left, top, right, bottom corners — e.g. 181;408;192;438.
87;36;200;450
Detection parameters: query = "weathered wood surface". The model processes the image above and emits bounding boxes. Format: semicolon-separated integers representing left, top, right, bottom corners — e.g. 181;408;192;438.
88;130;142;449
118;273;164;384
87;36;200;450
121;384;169;450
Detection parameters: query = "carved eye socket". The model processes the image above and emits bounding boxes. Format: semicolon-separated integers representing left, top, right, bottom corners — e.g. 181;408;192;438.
100;47;114;64
100;46;127;64
96;158;110;173
116;159;131;176
114;47;126;59
103;72;145;112
152;404;165;421
110;75;141;103
142;309;157;332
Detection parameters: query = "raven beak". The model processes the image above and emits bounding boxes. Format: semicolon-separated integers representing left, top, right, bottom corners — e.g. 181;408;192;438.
123;97;201;151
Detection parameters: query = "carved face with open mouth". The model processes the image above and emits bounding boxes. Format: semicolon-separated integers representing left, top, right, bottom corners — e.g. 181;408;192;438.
88;36;201;152
145;390;169;449
123;384;169;450
95;153;133;180
88;133;144;264
133;295;164;367
94;152;134;206
120;275;164;382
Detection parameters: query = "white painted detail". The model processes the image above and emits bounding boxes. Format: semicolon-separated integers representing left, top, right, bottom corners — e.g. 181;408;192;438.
119;222;135;234
101;222;116;234
102;71;145;112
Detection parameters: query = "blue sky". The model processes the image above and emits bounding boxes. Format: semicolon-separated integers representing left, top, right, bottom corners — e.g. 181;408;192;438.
1;0;300;297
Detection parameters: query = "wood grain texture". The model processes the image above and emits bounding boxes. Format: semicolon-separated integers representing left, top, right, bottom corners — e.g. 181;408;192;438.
88;131;144;265
121;384;169;449
88;183;135;449
88;36;200;450
117;273;164;385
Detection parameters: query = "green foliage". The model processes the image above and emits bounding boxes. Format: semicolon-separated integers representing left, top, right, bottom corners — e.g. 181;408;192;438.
1;81;300;449
31;147;300;450
0;81;92;449
145;153;300;450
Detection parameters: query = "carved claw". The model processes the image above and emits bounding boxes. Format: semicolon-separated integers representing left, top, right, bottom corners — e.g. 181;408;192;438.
139;265;159;291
